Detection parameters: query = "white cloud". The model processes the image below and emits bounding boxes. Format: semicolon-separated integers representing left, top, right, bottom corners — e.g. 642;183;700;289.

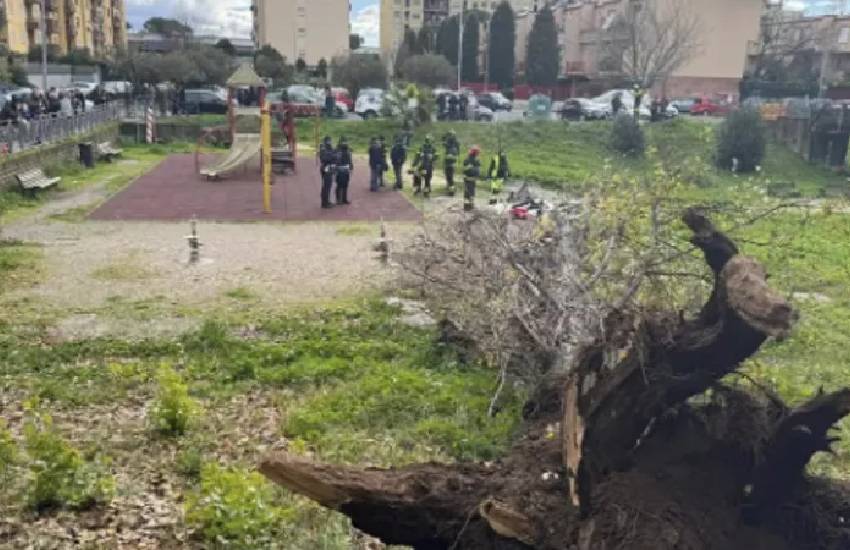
351;5;380;47
128;0;253;38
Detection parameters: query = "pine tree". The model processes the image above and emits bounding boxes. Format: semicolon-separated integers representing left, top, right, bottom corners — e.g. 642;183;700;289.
488;2;516;88
405;27;421;56
462;13;480;82
526;4;559;86
417;26;433;54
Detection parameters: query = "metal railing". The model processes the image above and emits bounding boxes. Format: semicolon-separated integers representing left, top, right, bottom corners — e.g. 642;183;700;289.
0;102;125;154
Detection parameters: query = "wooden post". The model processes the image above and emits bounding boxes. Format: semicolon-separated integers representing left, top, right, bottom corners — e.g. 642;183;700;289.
261;101;272;214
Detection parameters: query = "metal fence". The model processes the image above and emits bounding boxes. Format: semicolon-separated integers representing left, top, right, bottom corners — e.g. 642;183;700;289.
0;102;126;154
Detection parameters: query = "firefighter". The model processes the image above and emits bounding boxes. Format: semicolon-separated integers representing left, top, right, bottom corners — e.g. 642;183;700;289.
391;135;407;190
443;130;460;196
411;150;424;196
633;83;644;119
462;146;482;212
335;137;353;205
419;134;438;198
319;136;336;209
487;147;510;205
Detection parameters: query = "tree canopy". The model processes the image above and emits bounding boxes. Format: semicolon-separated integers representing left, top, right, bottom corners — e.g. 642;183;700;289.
332;54;388;98
254;45;288;81
525;5;559;86
143;17;193;38
436;16;460;67
462;13;480;82
488;2;516;88
215;39;237;57
402;54;455;88
349;34;362;50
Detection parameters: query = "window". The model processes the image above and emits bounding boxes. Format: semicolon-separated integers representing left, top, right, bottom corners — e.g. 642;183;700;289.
840;27;850;44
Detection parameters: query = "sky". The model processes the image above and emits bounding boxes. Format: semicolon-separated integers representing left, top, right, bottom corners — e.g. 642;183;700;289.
126;0;381;46
124;1;841;45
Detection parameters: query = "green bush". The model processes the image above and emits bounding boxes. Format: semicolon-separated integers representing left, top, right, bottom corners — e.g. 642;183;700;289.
716;107;766;172
175;446;203;480
185;463;294;546
23;414;114;510
609;114;645;156
148;365;199;436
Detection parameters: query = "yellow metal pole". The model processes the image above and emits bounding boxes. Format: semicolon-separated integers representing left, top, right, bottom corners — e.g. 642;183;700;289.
261;102;272;214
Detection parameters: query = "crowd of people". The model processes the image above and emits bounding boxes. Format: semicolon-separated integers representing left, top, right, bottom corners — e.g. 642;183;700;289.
317;130;511;212
436;91;473;121
0;86;109;124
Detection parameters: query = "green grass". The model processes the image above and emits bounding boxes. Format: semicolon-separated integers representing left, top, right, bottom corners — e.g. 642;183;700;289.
0;240;42;293
300;118;850;195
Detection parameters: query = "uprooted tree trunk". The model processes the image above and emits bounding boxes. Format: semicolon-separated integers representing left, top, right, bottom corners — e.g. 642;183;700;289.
260;209;850;550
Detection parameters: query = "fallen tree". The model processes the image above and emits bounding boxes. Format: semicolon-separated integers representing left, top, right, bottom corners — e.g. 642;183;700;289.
260;207;850;549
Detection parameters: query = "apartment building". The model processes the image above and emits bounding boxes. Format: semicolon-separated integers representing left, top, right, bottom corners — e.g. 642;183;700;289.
745;8;850;92
546;0;762;99
253;0;350;65
0;0;126;57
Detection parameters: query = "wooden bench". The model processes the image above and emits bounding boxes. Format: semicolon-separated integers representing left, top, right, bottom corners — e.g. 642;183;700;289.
96;141;123;162
16;168;60;196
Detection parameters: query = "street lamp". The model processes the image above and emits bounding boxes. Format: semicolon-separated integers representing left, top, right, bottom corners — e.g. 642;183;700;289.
457;2;464;90
40;0;47;92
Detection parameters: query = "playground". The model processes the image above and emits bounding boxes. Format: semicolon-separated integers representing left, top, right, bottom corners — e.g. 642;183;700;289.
89;153;421;223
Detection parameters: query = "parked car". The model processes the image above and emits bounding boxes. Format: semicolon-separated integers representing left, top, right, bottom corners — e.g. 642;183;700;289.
71;81;97;96
558;98;608;121
286;85;322;105
589;89;652;119
333;87;354;112
103;81;133;96
690;97;729;116
669;98;696;114
183;88;229;114
356;88;385;119
477;92;512;111
525;94;553;119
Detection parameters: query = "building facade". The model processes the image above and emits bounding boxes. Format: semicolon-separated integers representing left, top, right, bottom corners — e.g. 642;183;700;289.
547;0;762;99
253;0;350;66
0;0;127;57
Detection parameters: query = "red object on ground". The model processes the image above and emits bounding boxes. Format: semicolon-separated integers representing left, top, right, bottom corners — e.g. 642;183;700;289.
333;88;354;111
511;207;529;220
690;97;729;116
89;154;422;223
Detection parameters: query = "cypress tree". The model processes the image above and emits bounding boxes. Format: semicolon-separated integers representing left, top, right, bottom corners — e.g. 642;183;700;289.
526;4;559;86
488;2;516;88
462;13;480;82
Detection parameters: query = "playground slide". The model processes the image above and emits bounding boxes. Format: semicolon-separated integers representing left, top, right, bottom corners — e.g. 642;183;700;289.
200;133;262;178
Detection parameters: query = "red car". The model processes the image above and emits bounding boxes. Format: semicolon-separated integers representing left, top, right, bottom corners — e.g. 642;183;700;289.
333;87;354;112
690;97;729;116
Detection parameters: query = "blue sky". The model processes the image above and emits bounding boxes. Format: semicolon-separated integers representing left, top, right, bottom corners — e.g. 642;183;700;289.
126;0;381;45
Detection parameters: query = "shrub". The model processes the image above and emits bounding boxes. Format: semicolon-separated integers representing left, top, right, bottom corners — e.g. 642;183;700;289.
148;365;199;436
23;414;114;510
610;114;645;156
185;463;294;546
175;446;203;480
716;107;766;172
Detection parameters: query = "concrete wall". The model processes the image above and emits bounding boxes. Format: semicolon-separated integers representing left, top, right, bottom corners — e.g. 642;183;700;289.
256;0;349;65
23;64;100;89
0;122;119;191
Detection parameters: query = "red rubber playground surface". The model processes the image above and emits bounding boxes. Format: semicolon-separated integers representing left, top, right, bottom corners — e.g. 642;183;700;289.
89;154;422;223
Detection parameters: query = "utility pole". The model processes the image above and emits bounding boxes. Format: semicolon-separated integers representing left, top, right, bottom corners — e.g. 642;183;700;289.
458;10;464;89
40;0;47;92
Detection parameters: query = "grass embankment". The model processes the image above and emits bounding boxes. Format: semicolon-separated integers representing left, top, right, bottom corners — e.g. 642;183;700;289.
0;300;521;547
299;117;849;196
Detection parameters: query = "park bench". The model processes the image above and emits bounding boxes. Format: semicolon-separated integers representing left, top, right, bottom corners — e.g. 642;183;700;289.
16;168;60;196
97;141;123;162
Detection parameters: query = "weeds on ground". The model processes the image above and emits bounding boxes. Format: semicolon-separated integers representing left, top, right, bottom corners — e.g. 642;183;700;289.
18;406;114;511
148;365;200;436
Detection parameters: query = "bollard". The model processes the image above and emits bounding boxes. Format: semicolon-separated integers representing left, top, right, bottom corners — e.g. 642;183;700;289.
186;220;202;264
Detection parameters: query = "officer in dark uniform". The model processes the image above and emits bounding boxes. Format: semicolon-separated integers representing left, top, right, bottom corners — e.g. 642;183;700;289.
368;137;382;191
391;135;407;189
335;137;353;205
419;135;438;198
411;151;424;195
379;136;388;187
443;130;460;196
319;136;336;208
463;146;481;211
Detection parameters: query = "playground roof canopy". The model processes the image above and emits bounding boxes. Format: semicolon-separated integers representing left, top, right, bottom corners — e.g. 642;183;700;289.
227;64;265;88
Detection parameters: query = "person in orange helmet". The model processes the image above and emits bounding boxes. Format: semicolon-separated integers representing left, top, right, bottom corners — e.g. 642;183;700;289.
462;145;482;211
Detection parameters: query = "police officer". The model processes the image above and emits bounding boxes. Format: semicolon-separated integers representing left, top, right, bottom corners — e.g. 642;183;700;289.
391;135;407;190
335;137;353;205
419;135;438;198
368;137;382;192
443;130;460;196
463;146;481;211
319;136;336;209
487;147;510;205
379;136;389;187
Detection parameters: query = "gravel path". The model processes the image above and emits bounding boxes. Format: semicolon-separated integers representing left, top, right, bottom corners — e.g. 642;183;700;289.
2;185;414;341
